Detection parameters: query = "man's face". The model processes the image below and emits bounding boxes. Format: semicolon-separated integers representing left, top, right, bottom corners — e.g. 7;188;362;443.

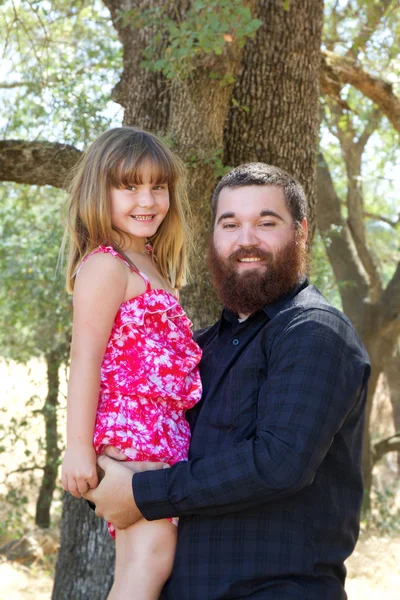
209;185;308;316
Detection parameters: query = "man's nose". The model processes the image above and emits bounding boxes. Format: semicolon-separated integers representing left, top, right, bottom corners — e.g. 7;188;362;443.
237;226;259;247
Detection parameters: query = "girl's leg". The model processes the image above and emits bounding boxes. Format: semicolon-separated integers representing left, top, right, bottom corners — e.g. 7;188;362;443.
107;517;177;600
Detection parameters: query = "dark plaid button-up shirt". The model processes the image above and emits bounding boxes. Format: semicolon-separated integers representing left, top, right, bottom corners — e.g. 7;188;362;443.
134;280;370;599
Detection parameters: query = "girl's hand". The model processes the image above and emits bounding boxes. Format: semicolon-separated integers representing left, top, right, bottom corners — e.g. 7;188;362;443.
61;443;99;498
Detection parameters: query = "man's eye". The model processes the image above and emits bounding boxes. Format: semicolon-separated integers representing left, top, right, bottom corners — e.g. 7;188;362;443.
260;221;276;228
222;223;238;229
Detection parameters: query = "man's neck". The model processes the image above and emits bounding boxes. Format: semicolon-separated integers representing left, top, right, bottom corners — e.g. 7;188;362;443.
238;314;249;322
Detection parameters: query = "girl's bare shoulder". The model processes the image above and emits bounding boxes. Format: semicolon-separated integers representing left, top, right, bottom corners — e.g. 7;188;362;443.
74;251;128;304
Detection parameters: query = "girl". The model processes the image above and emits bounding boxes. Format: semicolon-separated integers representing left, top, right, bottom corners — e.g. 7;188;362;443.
61;127;202;600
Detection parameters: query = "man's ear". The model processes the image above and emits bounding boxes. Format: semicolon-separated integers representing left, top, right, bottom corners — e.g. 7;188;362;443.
300;218;308;243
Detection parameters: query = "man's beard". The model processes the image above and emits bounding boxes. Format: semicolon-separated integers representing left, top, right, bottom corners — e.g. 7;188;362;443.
207;232;307;316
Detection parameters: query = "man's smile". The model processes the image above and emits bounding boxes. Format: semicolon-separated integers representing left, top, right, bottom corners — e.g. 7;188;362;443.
237;257;262;263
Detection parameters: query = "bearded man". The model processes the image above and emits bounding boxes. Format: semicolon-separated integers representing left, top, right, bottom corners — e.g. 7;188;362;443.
86;163;370;600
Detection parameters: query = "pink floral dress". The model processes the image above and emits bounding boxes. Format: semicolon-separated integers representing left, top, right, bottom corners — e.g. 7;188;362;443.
79;246;202;535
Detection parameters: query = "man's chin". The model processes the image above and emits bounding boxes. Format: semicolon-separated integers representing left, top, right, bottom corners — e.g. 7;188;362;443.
236;263;266;272
234;261;268;273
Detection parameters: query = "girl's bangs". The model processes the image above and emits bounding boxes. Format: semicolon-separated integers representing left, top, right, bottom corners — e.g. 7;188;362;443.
108;144;177;189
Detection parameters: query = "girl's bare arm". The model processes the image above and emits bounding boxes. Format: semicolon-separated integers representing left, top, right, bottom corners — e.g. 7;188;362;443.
61;253;128;497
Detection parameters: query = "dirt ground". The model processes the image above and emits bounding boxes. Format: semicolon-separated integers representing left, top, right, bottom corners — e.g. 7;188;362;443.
1;531;399;600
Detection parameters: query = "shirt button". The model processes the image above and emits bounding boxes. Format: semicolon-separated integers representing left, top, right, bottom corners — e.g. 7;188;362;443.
232;338;240;345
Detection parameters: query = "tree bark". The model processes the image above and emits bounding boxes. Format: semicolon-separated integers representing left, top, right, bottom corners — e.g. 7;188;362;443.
35;351;62;529
317;150;400;510
224;0;324;241
52;494;114;600
104;0;171;134
0;140;81;189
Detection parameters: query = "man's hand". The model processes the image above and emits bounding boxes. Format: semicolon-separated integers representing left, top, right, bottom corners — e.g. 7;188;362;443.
83;454;169;529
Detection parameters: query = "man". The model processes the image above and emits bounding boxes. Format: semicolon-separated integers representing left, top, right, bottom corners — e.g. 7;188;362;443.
86;163;370;599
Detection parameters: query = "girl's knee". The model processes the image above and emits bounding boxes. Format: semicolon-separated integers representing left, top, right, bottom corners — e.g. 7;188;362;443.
115;518;177;573
137;520;177;577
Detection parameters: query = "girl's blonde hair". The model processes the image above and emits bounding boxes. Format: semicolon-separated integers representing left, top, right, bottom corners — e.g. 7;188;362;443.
64;127;191;293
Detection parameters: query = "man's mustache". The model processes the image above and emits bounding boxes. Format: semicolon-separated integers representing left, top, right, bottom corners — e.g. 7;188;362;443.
227;246;272;264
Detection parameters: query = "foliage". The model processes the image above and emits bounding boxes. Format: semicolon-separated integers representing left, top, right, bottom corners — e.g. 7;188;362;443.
320;0;400;292
0;183;71;364
310;233;342;309
118;0;262;80
368;483;400;533
0;0;122;146
0;401;43;539
0;183;69;530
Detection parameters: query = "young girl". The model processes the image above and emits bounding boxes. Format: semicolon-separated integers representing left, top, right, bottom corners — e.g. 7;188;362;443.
61;127;202;600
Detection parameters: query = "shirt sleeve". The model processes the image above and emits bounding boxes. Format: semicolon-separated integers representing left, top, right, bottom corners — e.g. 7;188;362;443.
133;308;370;519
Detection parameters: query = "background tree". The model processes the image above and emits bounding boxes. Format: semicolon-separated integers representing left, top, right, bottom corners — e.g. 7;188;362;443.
0;185;72;528
318;0;400;507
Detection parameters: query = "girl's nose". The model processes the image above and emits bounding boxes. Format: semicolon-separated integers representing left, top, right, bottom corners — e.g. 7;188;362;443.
138;189;156;207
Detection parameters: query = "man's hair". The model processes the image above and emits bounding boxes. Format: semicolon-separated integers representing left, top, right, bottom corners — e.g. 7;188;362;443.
211;163;308;226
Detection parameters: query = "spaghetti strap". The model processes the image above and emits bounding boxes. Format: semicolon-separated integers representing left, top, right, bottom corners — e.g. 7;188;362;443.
136;270;152;292
76;245;152;292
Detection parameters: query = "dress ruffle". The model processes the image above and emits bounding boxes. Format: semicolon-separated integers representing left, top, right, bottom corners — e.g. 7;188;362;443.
118;288;183;327
101;288;201;402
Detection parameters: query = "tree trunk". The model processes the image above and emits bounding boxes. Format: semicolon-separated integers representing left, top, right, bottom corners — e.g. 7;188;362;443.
52;494;114;600
224;0;324;241
384;356;400;473
35;351;62;528
105;0;241;329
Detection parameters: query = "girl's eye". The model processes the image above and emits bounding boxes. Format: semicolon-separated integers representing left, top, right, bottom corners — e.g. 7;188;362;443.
125;185;137;191
153;185;167;190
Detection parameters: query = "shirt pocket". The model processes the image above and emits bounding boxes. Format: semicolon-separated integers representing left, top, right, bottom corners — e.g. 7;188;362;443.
206;364;265;438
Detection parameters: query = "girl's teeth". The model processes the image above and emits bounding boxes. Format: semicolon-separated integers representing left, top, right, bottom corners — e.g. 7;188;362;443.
132;215;153;221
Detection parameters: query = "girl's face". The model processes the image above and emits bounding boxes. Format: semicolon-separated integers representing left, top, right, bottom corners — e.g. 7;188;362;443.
110;161;170;248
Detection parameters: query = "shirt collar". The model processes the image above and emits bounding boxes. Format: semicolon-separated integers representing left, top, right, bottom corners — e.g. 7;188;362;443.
262;276;308;319
219;276;308;334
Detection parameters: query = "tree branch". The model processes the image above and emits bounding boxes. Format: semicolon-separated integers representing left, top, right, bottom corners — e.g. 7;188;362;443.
377;261;400;337
0;140;81;189
320;52;400;135
316;152;370;322
356;106;382;155
364;212;400;229
372;431;400;465
0;81;30;89
340;109;383;300
346;0;393;59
